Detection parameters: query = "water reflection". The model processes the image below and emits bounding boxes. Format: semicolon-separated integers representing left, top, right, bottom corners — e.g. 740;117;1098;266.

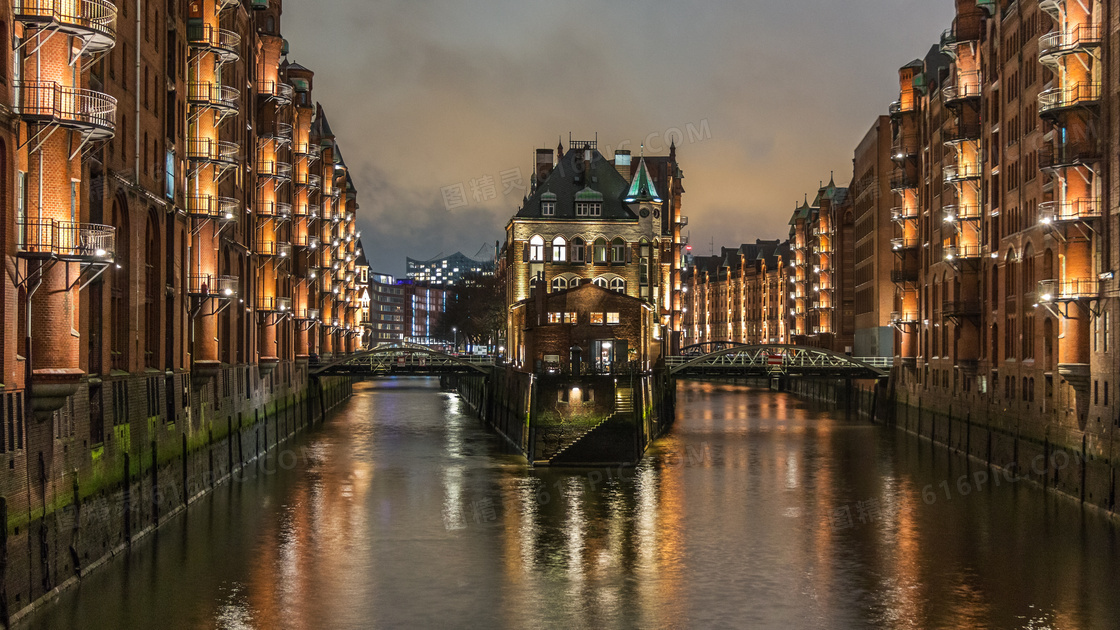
21;379;1120;630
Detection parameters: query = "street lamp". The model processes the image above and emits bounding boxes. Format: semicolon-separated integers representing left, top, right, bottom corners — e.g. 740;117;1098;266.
452;326;457;352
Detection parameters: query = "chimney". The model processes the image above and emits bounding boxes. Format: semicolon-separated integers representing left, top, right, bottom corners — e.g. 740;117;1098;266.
536;149;555;183
614;150;632;182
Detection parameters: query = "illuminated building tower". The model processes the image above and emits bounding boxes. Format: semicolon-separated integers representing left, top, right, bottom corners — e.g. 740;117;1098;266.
287;61;320;362
1035;0;1103;418
253;0;293;377
12;0;119;415
889;60;925;367
940;1;984;381
185;0;241;383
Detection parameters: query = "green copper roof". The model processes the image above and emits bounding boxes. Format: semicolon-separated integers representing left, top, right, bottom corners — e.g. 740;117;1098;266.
574;186;603;202
624;157;662;203
541;191;557;202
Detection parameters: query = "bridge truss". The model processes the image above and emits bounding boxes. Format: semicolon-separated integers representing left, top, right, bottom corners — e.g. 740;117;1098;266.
666;345;888;379
310;343;493;376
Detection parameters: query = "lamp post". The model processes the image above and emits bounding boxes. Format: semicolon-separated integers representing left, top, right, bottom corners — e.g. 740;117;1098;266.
452;326;457;353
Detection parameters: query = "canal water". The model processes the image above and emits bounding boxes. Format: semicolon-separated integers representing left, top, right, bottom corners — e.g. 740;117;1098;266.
22;379;1120;629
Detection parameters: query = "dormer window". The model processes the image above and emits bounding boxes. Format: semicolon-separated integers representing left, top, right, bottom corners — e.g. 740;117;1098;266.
542;202;555;216
575;187;603;217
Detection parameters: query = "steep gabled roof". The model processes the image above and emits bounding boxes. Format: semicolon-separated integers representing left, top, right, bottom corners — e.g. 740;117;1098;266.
624;157;662;203
516;148;637;221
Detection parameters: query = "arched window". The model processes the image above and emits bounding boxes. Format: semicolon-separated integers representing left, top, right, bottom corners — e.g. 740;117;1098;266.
611;238;626;263
639;238;651;258
593;277;608;288
593;238;608;264
552;236;567;262
1023;243;1035;293
551;276;568;292
569;277;580;288
991;264;999;303
529;235;544;262
110;197;130;372
610;277;626;294
1043;248;1054;280
571;237;585;263
1043;318;1055;370
1005;248;1017;297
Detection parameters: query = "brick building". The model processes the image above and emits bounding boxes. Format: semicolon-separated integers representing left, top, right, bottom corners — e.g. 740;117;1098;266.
680;240;790;348
510;283;657;373
0;0;364;614
502;139;686;367
852;116;896;358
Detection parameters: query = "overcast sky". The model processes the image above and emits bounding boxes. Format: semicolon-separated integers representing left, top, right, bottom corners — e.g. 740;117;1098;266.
281;0;956;277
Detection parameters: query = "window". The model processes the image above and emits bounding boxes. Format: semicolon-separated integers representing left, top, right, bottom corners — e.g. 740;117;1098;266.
552;236;567;262
548;313;563;324
572;237;585;262
593;277;608;288
529;235;544;262
551;276;567;292
576;202;601;217
564;312;577;323
542;201;555;216
594;238;608;264
640;238;651;258
611;238;626;262
606;313;620;325
569;277;580;288
610;278;626;293
590;312;605;325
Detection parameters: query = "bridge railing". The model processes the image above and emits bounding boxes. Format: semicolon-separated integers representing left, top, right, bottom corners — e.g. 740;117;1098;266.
665;355;893;368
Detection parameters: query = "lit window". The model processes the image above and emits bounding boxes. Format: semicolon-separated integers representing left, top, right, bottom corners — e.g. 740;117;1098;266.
529;235;545;262
552;236;567;261
548;312;563;324
572;237;586;262
611;238;626;262
594;238;608;264
564;312;577;323
590;312;605;325
607;312;620;324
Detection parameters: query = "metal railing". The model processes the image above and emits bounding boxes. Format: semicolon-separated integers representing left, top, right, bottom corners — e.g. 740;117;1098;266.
944;122;981;144
17;220;115;261
257;160;292;180
1039;25;1102;64
295;308;320;322
187;195;239;221
188;274;238;298
945;245;982;260
890;311;920;324
943;204;982;222
186;138;238;165
257;296;293;313
890;173;918;191
1038;198;1102;224
1038;142;1100;170
1039;83;1101;115
13;0;117;52
891;237;919;252
943;71;982;103
14;81;117;139
260;121;293;141
888;99;915;117
256;201;292;219
255;241;292;258
186;24;241;62
257;81;294;104
891;134;920;159
1038;278;1099;302
188;82;240;112
293;234;320;249
891;206;918;222
944;163;982;182
891;269;919;284
942;300;982;317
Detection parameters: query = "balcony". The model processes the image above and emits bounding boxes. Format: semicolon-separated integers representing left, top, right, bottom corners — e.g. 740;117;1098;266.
942;71;982;106
17;220;115;262
891;268;919;284
942;300;981;318
294;234;320;249
943;163;982;183
259;121;293;143
258;81;294;105
945;245;982;261
1038;142;1100;171
187;195;239;222
256;201;292;220
295;307;320;322
1038;198;1102;224
186;138;238;167
294;202;319;218
187;274;238;298
891;206;918;223
888;99;915;118
14;81;117;141
891;237;919;253
1039;26;1102;66
678;215;689;226
943;204;982;223
257;296;293;314
943;122;981;145
890;311;920;325
1039;83;1101;118
13;0;117;53
1038;278;1099;302
255;241;293;259
295;172;322;190
188;82;240;115
891;134;920;161
186;24;241;63
257;160;292;181
890;173;918;192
